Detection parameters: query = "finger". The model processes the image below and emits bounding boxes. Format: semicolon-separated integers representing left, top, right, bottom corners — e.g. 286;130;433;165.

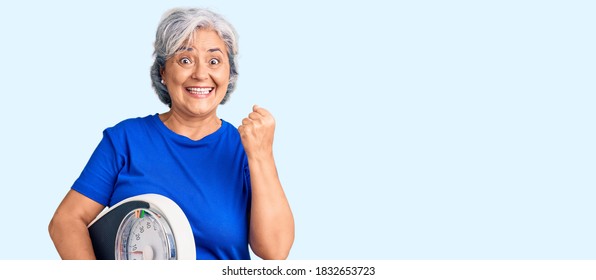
238;125;248;135
241;117;253;126
252;104;270;117
248;111;262;121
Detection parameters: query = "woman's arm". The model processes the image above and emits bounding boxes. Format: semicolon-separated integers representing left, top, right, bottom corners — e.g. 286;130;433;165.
48;189;105;259
239;105;295;260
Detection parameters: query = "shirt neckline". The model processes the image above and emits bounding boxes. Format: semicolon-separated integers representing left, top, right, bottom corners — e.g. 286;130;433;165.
150;113;228;145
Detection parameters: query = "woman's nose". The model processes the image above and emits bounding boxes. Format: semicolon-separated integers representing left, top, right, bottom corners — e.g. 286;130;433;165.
191;62;208;80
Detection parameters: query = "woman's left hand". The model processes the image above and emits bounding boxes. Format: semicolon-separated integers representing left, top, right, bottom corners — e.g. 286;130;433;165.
238;105;275;159
238;104;294;259
238;105;294;260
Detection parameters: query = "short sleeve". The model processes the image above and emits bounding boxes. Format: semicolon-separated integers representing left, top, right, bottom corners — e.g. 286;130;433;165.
71;129;124;206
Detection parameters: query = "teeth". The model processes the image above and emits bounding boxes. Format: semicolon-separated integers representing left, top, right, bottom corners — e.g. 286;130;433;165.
187;87;213;94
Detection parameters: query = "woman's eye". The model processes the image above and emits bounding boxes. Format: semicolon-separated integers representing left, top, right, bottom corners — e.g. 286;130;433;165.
180;58;192;64
209;58;220;65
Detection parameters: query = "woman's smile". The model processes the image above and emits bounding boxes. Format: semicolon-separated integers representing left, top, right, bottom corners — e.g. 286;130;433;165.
186;86;215;98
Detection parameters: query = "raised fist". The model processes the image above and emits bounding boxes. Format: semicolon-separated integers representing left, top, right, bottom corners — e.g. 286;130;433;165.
238;105;276;159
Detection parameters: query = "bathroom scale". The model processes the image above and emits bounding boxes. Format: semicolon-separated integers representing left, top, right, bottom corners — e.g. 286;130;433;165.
87;194;196;260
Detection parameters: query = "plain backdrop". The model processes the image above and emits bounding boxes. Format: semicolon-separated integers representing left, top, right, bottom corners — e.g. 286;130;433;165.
0;0;594;260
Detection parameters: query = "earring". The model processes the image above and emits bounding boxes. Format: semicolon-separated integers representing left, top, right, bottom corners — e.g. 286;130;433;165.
160;79;165;85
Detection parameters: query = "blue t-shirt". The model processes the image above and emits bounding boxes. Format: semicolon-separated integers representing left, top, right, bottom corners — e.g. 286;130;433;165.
72;114;251;260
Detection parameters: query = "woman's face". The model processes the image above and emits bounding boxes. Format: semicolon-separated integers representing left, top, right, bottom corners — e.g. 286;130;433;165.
161;29;230;118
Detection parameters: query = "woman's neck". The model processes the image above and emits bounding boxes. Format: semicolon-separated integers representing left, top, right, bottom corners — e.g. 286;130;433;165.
159;110;222;141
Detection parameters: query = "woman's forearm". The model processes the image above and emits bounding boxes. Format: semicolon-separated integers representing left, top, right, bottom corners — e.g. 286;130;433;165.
248;155;295;260
48;190;104;260
49;215;97;259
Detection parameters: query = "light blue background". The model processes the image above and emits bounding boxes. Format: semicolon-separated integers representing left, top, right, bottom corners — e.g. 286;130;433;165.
0;0;594;260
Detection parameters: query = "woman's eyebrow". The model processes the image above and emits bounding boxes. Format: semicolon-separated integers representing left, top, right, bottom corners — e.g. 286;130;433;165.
207;48;223;53
176;46;194;52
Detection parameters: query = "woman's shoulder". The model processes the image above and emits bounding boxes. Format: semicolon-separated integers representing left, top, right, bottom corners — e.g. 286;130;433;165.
105;114;158;135
220;119;241;136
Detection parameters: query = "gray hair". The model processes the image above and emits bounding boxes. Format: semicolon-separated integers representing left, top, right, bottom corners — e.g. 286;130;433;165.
150;8;239;106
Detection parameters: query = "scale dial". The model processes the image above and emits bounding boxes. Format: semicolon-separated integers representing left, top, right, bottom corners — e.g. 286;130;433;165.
115;208;176;260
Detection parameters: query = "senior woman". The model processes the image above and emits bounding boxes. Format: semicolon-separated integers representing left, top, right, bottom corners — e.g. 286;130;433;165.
48;7;294;260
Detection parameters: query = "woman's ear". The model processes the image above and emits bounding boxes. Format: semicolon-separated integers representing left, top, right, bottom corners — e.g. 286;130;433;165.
160;67;166;85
